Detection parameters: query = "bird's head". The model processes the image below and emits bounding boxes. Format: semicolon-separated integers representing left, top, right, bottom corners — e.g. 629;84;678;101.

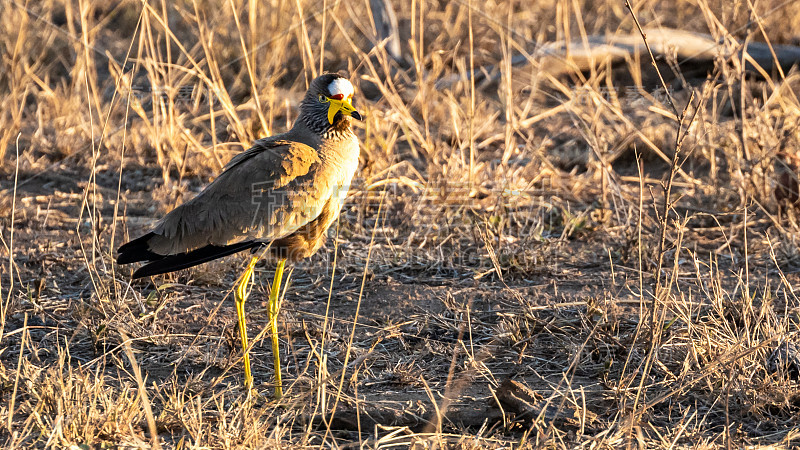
301;73;363;132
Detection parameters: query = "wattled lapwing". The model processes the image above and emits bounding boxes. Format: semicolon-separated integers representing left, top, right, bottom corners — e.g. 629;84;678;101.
117;73;362;398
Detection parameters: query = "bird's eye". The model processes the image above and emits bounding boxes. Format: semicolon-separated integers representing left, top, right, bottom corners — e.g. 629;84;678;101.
318;94;328;103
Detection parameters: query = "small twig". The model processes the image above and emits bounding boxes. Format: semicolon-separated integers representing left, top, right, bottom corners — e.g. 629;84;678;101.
7;313;26;434
624;1;678;117
1;134;22;339
624;0;689;319
120;330;161;450
623;1;705;441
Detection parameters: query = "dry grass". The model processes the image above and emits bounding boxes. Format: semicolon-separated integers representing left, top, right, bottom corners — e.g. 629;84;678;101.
3;0;800;447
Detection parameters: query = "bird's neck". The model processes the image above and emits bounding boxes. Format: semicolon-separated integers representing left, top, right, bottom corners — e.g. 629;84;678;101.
290;115;354;144
280;118;357;169
322;117;355;141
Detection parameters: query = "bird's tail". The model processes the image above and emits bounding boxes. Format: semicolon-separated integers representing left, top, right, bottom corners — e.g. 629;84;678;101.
117;235;261;279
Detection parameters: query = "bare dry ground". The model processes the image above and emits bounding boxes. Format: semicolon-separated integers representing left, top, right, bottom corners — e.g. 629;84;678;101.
3;0;800;448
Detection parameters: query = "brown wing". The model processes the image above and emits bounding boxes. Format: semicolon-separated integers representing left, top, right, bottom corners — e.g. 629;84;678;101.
144;139;332;256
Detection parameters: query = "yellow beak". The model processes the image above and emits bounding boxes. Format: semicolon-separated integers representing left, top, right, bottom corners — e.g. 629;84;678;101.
327;97;363;124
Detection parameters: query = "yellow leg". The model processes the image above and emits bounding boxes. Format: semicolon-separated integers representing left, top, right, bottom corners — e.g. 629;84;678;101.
235;256;259;391
269;258;286;399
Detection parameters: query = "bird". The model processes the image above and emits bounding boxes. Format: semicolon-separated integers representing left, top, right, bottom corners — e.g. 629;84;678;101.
116;73;363;398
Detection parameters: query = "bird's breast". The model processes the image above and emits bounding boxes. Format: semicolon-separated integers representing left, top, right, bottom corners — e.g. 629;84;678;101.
314;135;359;223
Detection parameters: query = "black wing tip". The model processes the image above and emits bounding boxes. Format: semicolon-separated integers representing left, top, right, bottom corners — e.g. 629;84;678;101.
126;241;261;279
131;264;164;279
117;232;161;265
117;250;162;265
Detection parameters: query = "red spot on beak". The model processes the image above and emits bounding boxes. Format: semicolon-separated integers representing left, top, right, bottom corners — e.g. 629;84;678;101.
330;94;344;100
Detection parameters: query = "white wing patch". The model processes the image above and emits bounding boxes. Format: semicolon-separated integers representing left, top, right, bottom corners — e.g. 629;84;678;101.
327;78;354;98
